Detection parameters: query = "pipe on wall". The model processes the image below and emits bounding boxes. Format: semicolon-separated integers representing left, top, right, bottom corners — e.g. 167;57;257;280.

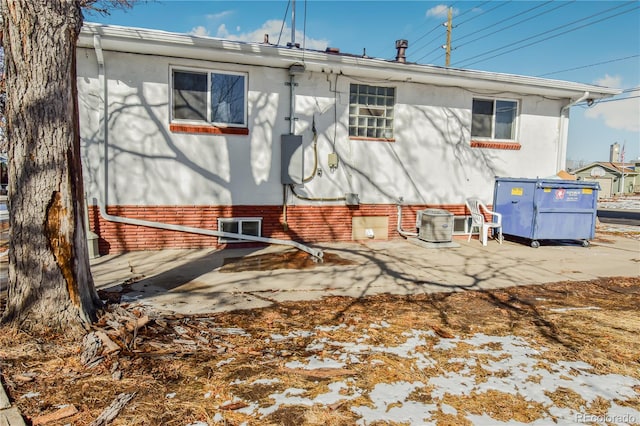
396;202;418;238
557;91;589;172
92;35;323;260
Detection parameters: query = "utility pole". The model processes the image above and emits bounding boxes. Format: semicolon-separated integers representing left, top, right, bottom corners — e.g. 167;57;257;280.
445;7;452;67
620;141;626;195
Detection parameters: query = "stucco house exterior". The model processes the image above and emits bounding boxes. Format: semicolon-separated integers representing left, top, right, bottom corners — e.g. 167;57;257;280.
572;162;639;198
76;23;619;254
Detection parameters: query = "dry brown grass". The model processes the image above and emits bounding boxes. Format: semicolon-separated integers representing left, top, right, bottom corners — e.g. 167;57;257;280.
0;276;639;425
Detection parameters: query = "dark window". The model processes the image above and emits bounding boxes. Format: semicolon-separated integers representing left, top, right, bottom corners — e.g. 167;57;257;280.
211;73;245;125
171;69;247;127
218;218;261;243
471;99;493;138
173;71;207;121
471;98;518;140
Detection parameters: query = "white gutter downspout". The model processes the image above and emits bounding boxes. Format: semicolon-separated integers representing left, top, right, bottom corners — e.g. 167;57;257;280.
92;35;323;259
557;91;589;172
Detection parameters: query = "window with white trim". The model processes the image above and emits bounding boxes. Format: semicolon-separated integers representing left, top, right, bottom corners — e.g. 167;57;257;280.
349;84;395;139
471;98;518;140
217;217;262;243
171;67;247;127
453;216;472;235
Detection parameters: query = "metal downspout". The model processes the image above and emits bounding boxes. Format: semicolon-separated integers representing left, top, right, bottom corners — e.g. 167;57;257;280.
91;36;323;259
557;91;589;172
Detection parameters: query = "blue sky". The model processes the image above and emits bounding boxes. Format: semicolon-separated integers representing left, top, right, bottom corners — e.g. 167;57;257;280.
87;0;640;166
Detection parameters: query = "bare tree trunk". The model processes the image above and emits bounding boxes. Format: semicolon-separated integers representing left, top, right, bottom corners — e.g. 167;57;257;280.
0;0;102;332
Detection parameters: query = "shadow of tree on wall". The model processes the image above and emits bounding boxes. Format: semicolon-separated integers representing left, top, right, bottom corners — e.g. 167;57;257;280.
81;73;318;253
300;81;504;209
79;55;522;256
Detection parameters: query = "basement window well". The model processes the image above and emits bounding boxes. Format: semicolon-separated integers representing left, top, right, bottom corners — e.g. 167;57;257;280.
217;218;262;243
453;216;473;235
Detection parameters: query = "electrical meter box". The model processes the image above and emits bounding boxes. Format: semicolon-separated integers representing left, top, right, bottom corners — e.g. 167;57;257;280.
281;134;304;184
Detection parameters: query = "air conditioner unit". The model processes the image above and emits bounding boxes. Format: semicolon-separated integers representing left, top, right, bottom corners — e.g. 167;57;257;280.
417;209;454;243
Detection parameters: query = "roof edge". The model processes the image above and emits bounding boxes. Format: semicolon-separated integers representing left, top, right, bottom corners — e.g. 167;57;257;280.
78;23;621;99
572;162;639;175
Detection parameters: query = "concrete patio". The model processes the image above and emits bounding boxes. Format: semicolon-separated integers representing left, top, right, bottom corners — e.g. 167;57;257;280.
91;234;640;315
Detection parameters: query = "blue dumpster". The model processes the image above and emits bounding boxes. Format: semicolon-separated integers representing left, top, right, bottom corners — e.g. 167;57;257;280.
492;177;599;248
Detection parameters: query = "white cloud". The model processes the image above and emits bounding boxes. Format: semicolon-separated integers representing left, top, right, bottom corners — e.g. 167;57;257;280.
426;5;457;18
188;10;233;36
216;23;229;38
216;19;328;50
584;74;639;132
188;25;210;37
585;96;640;132
593;74;622;89
205;11;233;21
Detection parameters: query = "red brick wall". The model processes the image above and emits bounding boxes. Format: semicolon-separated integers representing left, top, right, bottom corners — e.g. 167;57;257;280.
87;204;471;254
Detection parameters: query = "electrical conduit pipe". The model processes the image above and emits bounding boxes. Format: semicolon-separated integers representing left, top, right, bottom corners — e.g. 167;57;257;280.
396;201;418;237
92;35;323;260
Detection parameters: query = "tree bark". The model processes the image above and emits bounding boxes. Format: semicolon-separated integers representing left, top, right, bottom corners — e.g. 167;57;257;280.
0;0;102;332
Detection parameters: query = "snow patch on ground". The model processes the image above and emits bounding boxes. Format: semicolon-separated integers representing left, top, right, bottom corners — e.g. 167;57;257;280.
228;322;640;425
549;306;601;312
598;196;640;210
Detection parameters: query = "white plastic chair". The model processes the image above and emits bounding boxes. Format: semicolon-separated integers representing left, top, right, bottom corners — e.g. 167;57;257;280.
466;198;503;246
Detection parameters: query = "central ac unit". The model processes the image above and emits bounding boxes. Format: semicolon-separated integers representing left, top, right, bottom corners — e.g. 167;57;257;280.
417;209;454;243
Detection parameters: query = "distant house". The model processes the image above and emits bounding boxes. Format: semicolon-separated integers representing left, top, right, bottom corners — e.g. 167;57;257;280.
76;23;620;254
572;162;639;198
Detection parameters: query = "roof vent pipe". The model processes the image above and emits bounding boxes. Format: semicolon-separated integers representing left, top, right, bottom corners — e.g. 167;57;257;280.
395;39;408;63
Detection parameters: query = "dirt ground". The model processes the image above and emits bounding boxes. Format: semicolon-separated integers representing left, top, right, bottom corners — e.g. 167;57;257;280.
1;273;639;425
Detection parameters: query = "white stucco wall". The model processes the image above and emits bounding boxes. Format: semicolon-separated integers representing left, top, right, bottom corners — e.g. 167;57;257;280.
78;47;565;207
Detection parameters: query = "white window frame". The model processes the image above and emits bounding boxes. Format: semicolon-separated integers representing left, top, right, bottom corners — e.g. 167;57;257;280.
471;97;519;141
217;217;262;243
170;66;248;128
453;216;473;235
349;83;395;139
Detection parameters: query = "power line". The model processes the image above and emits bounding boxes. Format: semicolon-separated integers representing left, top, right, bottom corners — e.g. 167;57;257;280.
411;24;443;49
456;1;635;67
277;0;291;46
416;0;569;64
456;0;512;27
409;9;454;58
410;1;489;61
455;0;554;44
406;2;458;58
536;55;640;77
455;1;571;50
586;95;640;105
400;1;463;45
456;2;638;68
302;0;307;53
461;4;640;68
456;1;492;20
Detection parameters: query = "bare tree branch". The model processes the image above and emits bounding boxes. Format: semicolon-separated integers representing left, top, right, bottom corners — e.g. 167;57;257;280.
80;0;139;16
